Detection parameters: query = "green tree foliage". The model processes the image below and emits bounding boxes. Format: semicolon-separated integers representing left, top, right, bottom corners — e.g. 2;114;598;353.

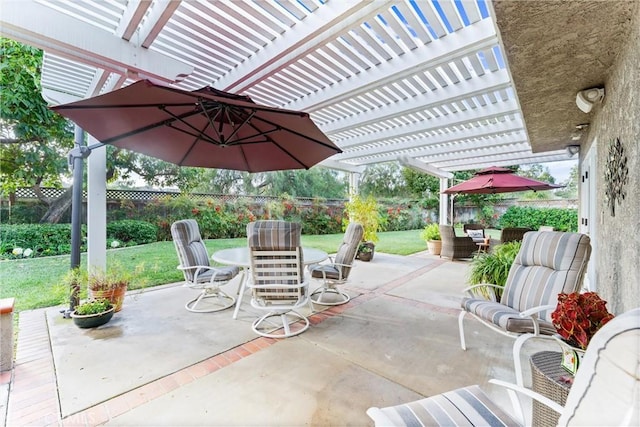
253;168;347;198
555;164;578;199
516;164;556;200
0;38;73;196
359;163;409;197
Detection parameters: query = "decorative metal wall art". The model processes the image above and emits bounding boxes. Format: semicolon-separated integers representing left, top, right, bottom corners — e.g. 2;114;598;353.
603;137;628;217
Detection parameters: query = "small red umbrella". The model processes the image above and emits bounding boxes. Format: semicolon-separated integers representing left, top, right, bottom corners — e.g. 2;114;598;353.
442;166;563;194
52;80;341;172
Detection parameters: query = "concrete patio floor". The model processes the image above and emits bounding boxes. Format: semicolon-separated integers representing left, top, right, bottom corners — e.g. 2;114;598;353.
2;251;555;426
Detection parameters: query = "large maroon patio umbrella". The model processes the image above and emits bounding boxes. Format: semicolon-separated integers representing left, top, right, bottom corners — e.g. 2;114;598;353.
442;166;562;194
52;80;341;172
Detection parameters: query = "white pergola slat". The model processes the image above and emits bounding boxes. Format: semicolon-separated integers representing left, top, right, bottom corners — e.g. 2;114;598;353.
0;0;573;178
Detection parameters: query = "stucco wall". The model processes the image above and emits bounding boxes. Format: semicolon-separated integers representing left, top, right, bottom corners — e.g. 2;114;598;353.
585;2;640;314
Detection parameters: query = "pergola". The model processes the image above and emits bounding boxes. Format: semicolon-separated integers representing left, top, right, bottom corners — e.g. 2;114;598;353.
3;0;625;272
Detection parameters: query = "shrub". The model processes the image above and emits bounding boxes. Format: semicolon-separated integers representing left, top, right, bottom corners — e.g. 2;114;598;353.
0;223;84;259
107;220;157;246
499;206;578;232
468;241;522;298
420;223;440;241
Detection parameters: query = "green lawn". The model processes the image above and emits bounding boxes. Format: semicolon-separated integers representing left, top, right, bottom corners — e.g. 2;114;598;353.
0;229;427;312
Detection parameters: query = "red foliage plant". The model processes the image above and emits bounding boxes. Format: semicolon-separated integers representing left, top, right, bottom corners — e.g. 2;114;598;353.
551;292;615;350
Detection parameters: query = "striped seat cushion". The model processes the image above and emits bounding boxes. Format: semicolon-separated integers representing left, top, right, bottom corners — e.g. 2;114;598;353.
499;231;591;323
461;298;556;334
193;265;240;283
374;385;520;426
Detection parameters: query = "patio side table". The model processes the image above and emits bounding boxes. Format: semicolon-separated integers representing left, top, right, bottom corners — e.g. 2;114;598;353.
530;351;573;426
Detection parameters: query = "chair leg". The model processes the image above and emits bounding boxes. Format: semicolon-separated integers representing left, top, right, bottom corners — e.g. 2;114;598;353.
232;268;249;320
310;287;350;306
458;310;467;350
186;287;235;313
513;333;533;387
251;310;310;338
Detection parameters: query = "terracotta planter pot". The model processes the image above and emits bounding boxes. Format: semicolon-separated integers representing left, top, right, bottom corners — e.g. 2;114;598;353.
89;285;127;312
427;240;442;255
356;241;375;262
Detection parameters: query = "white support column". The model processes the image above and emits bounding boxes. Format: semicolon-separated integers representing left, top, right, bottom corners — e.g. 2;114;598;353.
348;172;360;196
439;178;449;225
87;135;106;272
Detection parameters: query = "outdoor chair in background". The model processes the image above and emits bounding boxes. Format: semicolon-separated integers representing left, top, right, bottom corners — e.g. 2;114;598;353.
171;219;240;313
247;220;310;338
500;227;532;244
367;307;640;426
463;223;486;243
459;231;591;386
309;222;364;306
539;225;554;231
439;225;478;260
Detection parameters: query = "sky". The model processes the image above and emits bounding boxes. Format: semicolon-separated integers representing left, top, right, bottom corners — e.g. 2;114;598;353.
540;159;578;183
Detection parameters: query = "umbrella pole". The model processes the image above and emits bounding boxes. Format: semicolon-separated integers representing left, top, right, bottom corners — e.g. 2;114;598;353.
62;125;89;318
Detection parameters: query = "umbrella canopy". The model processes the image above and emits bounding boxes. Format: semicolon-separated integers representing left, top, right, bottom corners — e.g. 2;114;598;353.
442;166;563;194
52;80;341;172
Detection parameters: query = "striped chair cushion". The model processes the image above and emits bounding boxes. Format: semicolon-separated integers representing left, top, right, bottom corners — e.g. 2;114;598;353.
372;385;519;426
461;299;556;334
310;264;341;280
332;222;364;278
560;308;640;426
171;219;212;282
500;231;591;323
247;221;304;301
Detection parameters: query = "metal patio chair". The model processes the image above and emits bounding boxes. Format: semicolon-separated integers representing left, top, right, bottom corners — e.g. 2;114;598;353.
459;231;591;386
309;222;364;306
171;219;240;313
367;308;640;426
247;220;310;338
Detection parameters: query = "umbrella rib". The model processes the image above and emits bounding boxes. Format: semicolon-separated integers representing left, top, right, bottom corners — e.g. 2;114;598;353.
250;114;341;152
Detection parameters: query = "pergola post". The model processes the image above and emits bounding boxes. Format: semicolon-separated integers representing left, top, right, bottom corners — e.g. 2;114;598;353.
348;172;360;196
439;178;449;225
87;135;107;273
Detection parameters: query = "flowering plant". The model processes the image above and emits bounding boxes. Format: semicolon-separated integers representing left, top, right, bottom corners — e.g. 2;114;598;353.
551;292;614;350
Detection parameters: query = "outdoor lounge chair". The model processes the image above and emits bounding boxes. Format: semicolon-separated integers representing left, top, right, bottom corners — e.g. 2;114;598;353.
439;225;478;260
309;222;364;306
247;220;310;338
171;219;240;313
367;307;640;426
500;227;532;244
459;231;591;386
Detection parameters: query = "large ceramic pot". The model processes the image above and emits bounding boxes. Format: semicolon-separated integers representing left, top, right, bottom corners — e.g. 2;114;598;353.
71;306;115;328
89;285;127;312
427;240;442;255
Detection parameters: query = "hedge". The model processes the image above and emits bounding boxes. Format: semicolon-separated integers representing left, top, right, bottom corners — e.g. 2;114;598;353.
498;206;578;232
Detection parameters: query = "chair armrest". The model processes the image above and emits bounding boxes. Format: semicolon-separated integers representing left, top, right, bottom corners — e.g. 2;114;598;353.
366;407;394;426
520;304;557;318
462;283;501;301
489;379;563;415
177;265;221;283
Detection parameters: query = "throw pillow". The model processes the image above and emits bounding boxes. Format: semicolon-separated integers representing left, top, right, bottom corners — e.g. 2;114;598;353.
467;229;485;242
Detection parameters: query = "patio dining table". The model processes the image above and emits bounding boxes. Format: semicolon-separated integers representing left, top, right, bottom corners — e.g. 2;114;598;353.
212;247;329;319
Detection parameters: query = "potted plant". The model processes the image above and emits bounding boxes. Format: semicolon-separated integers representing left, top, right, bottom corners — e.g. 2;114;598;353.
551;292;614;374
71;299;115;328
467;241;521;299
88;263;131;312
344;194;383;261
420;223;441;255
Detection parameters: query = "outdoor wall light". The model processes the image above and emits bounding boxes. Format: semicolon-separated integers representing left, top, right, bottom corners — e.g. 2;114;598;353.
566;145;580;157
576;87;605;113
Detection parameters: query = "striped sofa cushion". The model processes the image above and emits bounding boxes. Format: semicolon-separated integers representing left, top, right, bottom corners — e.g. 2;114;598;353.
501;231;591;322
371;385;519;426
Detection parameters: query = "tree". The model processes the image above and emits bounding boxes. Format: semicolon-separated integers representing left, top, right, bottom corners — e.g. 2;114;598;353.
359;163;408;197
252;168;347;198
1;38;74;219
555;164;578;199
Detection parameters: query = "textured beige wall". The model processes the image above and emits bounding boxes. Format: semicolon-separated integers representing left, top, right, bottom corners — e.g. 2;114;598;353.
585;2;640;314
